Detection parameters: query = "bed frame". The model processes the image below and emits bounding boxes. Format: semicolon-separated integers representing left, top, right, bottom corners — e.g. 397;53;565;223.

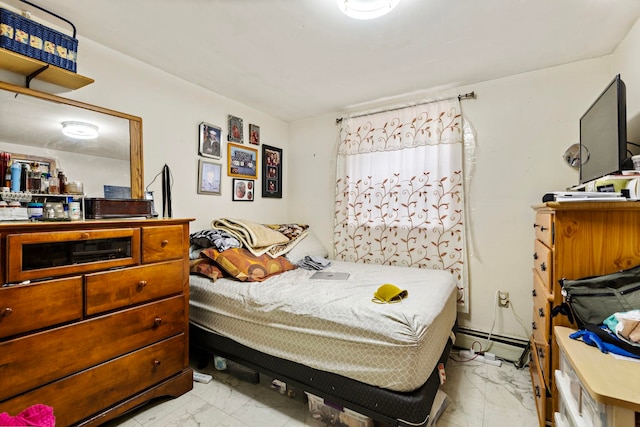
190;321;457;427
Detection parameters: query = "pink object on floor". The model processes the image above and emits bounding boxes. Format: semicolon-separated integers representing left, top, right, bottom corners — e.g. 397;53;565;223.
0;404;56;427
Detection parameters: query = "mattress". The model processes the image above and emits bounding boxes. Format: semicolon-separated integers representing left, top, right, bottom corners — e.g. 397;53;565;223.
189;260;457;392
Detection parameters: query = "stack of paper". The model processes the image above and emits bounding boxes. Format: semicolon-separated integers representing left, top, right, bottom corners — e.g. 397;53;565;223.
543;192;626;202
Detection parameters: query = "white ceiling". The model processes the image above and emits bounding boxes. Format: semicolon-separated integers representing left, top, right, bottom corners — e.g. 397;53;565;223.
6;0;640;122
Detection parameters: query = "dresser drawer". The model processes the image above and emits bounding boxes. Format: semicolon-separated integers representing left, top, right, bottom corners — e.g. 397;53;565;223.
532;272;551;345
534;212;553;247
533;239;552;291
85;260;185;315
0;335;187;427
0;295;185;401
532;339;551;388
142;225;185;263
6;228;141;282
529;339;549;427
0;277;82;340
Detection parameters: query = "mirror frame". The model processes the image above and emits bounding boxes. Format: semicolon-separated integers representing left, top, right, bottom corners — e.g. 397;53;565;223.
0;80;144;199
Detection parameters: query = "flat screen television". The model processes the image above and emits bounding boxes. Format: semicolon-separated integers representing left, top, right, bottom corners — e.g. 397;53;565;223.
579;74;627;184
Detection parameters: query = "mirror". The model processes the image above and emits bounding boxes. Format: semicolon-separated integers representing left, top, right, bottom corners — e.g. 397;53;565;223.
563;143;590;169
0;81;143;198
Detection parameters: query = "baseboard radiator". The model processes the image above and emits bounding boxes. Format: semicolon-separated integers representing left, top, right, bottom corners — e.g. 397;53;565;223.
454;327;529;365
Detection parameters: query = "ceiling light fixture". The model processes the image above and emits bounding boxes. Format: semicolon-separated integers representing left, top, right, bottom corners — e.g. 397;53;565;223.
337;0;400;20
61;121;99;140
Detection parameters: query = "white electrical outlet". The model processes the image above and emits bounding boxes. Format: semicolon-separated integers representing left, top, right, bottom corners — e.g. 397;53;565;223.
498;291;510;308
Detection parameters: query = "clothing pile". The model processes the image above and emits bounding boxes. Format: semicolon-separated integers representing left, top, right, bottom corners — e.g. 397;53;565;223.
0;404;55;427
570;310;640;359
297;255;332;270
604;310;640;346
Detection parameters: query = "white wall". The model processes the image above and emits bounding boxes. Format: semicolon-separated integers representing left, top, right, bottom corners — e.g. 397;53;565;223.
0;23;291;233
289;58;615;340
5;1;640;340
78;40;290;232
613;18;640;145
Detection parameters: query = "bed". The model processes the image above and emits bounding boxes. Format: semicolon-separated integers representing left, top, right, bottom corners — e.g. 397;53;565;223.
188;222;458;427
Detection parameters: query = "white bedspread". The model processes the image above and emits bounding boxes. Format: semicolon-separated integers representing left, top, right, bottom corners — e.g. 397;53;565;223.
189;260;457;392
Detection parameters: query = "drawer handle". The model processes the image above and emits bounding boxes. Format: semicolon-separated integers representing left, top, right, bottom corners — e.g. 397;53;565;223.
153;359;162;367
154;317;163;327
535;385;541;398
532;289;537;297
538;308;545;318
81;232;90;239
2;307;12;317
161;239;169;247
533;252;538;260
531;322;537;330
533;224;547;232
540;262;546;272
137;280;147;290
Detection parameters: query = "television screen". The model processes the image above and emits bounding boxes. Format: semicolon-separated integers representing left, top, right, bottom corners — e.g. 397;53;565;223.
579;74;627;184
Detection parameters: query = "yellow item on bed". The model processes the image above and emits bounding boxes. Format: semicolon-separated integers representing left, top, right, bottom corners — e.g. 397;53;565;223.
372;284;408;304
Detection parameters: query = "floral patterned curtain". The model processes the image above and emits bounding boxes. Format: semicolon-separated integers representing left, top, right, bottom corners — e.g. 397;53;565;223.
334;98;468;312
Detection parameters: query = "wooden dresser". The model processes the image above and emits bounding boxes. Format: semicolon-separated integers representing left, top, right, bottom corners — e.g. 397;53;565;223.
530;202;640;427
0;218;193;426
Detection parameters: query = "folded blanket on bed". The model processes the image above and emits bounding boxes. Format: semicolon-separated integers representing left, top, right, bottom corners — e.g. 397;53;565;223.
212;218;288;247
211;218;309;257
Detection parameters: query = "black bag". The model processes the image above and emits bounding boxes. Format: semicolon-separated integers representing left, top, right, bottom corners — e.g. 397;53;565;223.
559;264;640;327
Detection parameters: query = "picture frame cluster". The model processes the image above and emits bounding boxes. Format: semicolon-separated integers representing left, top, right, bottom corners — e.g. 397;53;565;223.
196;115;281;200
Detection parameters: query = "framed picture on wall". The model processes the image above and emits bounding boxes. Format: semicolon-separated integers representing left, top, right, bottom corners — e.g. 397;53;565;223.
232;178;254;201
197;159;222;195
198;122;222;159
249;123;260;145
227;114;243;143
227;142;258;179
262;144;282;198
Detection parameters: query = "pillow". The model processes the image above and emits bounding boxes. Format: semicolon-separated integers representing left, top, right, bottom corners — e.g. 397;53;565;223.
189;257;225;281
284;231;329;265
190;229;241;251
201;247;295;282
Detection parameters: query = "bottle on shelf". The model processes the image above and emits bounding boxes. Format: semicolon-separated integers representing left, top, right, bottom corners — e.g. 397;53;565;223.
57;170;66;194
48;175;60;194
10;162;21;193
20;163;28;192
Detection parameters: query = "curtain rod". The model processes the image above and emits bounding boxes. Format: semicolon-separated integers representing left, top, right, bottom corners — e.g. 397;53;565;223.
335;91;476;124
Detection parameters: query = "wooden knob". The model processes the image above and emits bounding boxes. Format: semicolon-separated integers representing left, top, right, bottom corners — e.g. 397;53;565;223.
138;280;147;290
154;317;162;326
81;232;90;239
2;307;12;317
161;239;169;247
153;359;161;367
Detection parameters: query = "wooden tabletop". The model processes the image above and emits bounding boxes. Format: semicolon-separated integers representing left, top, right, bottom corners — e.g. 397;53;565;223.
555;326;640;412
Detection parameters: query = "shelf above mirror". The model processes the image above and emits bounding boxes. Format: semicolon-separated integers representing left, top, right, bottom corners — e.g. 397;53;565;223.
0;48;93;90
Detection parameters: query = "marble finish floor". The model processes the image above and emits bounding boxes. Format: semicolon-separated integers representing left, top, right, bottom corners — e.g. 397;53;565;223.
105;353;538;427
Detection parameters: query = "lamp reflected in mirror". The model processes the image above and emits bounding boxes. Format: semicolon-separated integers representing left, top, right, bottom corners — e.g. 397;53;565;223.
61;121;99;140
337;0;400;19
563;143;590;169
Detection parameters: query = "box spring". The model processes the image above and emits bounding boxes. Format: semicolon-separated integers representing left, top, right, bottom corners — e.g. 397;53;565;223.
190;321;457;427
